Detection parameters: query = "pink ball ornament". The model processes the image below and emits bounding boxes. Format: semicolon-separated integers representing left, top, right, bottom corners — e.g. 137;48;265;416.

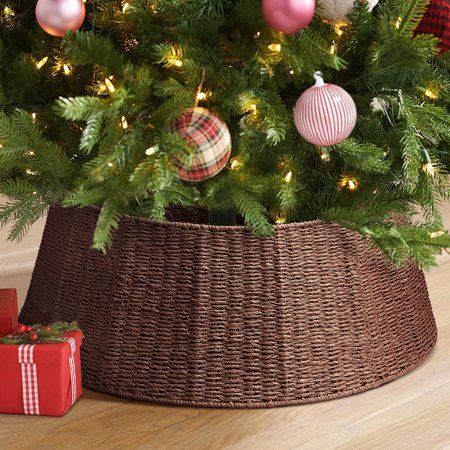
262;0;315;34
294;72;357;147
36;0;86;37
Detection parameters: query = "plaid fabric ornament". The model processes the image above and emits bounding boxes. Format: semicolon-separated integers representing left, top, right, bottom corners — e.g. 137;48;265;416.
415;0;450;54
171;107;232;182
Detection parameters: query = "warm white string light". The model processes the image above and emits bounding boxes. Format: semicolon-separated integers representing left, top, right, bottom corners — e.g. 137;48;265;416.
36;57;49;70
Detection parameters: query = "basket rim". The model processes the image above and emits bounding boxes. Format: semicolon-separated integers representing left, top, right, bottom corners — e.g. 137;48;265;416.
61;204;326;233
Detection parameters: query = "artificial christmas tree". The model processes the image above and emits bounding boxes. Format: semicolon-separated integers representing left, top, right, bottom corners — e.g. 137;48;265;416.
1;0;450;406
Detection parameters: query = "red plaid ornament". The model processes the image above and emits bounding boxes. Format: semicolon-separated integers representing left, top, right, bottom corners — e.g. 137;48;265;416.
171;107;232;182
415;0;450;54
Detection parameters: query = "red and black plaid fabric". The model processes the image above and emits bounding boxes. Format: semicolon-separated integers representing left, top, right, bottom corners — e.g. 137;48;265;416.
415;0;450;54
171;107;232;182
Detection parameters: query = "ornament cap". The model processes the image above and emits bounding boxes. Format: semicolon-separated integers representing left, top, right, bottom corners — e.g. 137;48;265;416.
313;71;326;87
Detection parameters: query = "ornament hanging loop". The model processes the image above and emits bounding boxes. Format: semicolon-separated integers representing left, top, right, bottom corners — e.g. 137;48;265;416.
313;71;325;87
194;67;207;108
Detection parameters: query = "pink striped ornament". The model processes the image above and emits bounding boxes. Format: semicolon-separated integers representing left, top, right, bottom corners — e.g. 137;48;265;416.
294;72;357;147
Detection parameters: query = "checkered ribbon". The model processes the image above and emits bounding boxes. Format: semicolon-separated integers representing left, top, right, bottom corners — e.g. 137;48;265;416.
18;345;39;415
65;337;77;406
415;0;450;54
18;338;77;415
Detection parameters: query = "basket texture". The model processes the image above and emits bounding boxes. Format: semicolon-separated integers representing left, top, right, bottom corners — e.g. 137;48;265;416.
20;205;437;408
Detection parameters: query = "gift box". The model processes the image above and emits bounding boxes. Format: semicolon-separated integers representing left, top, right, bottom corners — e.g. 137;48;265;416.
0;330;83;416
0;289;18;337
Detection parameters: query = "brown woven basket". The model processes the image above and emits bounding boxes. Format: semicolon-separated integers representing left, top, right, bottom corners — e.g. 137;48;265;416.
20;205;437;408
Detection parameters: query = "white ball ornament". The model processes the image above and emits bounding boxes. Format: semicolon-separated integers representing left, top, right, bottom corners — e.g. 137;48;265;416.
294;72;357;147
317;0;378;23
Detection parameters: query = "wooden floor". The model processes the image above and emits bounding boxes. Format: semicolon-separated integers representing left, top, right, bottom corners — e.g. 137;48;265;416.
0;208;450;449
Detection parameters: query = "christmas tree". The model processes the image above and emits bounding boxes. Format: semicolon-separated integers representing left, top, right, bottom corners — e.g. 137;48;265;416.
0;0;450;267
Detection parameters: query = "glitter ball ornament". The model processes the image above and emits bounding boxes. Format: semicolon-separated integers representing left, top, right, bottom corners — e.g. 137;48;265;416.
294;72;357;147
415;0;450;54
171;108;232;182
36;0;86;37
262;0;315;34
318;0;378;23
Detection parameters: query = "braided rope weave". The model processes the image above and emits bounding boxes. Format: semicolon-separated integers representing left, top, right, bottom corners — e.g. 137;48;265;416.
20;205;437;408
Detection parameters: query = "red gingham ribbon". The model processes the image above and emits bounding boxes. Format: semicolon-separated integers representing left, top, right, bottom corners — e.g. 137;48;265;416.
18;338;77;415
65;337;77;406
18;345;39;415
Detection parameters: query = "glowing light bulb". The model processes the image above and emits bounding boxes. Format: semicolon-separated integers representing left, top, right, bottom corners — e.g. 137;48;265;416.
31;113;37;123
105;78;116;93
395;17;402;29
122;2;131;13
425;88;438;100
3;6;15;17
121;116;128;129
422;162;436;177
63;64;72;76
334;26;344;37
289;69;295;75
230;159;242;170
196;92;207;101
36;57;49;69
268;43;282;52
276;216;287;224
430;231;445;239
173;59;183;67
339;176;359;191
145;146;157;156
284;171;292;183
28;151;35;156
249;103;257;114
329;41;338;55
320;151;331;162
107;162;114;168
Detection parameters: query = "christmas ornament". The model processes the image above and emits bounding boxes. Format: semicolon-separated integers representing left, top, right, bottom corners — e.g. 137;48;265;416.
16;324;28;334
318;0;378;23
171;107;232;182
262;0;315;34
294;72;357;147
415;0;450;54
29;332;39;342
35;0;86;37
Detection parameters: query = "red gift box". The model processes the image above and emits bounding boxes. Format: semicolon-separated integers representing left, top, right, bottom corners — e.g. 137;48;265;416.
0;330;83;416
0;289;18;337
